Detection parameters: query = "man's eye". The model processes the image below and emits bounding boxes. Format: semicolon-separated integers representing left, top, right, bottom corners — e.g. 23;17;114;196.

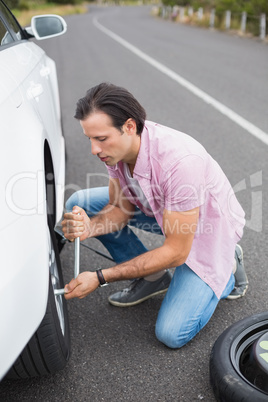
98;138;106;142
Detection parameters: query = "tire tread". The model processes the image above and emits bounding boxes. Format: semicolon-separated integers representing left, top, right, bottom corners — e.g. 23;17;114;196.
210;311;268;402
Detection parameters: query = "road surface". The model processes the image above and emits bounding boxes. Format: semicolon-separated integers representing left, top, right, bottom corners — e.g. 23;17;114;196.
1;5;268;401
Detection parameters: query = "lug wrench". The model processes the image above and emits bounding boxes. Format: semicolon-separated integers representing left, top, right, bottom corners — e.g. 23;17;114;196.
54;237;80;296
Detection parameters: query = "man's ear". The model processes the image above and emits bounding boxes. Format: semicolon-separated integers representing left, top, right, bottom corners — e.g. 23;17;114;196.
124;118;137;135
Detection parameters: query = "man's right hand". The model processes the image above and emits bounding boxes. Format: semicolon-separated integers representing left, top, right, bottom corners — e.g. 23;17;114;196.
61;206;91;241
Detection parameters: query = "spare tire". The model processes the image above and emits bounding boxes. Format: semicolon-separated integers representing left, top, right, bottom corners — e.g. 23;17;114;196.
210;311;268;401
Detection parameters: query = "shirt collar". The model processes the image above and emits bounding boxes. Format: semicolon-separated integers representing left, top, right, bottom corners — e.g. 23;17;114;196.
111;123;152;179
132;124;152;180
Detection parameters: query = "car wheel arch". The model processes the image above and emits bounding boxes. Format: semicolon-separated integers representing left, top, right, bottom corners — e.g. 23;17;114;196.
44;140;56;225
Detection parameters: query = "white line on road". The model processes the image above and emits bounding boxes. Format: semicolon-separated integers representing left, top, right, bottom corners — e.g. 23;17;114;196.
93;16;268;146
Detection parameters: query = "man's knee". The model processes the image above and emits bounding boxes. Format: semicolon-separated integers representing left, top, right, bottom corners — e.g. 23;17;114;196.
155;318;193;349
65;187;109;215
65;190;85;212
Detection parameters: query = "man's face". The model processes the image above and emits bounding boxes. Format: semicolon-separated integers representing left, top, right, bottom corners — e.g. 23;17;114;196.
81;111;139;166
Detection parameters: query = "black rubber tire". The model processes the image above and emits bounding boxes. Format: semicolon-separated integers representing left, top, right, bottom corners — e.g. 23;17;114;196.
210;311;268;402
5;219;70;379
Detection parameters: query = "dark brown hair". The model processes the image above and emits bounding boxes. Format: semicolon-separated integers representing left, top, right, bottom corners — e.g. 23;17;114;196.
74;83;146;135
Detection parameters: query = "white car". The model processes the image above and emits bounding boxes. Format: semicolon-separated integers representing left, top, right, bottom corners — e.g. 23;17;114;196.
0;1;69;380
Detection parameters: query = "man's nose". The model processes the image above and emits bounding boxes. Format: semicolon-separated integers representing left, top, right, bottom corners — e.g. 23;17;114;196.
91;140;102;155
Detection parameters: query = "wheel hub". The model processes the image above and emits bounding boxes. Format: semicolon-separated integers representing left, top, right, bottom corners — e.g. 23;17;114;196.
252;331;268;379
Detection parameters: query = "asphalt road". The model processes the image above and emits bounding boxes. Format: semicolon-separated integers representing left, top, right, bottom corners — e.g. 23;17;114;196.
1;5;268;401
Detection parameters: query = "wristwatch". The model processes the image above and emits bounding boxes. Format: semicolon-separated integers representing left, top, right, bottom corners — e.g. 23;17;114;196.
96;269;108;287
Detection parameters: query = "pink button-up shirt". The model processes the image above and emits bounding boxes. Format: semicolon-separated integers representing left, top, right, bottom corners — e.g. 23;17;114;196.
106;121;245;298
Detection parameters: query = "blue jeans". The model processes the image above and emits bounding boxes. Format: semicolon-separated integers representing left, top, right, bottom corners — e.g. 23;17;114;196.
66;187;235;349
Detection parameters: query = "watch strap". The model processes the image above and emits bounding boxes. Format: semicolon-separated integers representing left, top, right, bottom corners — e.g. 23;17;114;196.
96;269;108;287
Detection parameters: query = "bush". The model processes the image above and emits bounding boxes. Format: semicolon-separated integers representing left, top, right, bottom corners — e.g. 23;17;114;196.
52;0;83;4
161;0;268;14
18;0;30;10
4;0;20;9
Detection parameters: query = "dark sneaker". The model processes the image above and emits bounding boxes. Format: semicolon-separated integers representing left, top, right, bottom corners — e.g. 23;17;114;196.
227;245;248;300
108;270;173;307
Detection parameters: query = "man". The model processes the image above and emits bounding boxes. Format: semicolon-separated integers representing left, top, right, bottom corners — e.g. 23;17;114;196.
62;82;248;349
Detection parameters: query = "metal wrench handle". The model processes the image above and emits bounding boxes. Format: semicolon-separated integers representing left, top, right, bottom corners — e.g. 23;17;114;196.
54;237;80;296
54;288;66;296
74;236;80;279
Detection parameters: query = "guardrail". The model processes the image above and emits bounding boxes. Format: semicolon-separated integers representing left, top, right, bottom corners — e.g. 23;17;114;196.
155;6;267;41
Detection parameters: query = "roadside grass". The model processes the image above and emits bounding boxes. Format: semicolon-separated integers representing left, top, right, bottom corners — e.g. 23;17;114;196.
12;1;89;27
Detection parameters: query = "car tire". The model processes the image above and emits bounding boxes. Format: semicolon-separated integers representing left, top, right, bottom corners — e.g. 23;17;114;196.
210;311;268;401
5;218;70;379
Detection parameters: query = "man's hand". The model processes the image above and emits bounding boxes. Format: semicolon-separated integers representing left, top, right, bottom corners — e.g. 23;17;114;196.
64;271;100;299
61;206;91;241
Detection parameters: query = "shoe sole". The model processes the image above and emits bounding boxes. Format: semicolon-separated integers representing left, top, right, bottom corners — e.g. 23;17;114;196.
226;284;248;300
108;288;168;307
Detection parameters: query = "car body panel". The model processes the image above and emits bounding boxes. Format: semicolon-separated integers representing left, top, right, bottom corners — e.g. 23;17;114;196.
0;2;66;380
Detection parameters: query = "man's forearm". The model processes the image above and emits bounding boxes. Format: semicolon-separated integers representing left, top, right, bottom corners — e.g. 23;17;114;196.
88;204;133;238
101;242;186;283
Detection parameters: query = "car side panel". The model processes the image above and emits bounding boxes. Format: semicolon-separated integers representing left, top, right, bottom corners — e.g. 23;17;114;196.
0;97;49;379
0;41;65;222
0;41;65;379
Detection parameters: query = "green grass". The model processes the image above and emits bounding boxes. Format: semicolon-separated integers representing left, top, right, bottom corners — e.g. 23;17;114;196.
12;1;88;26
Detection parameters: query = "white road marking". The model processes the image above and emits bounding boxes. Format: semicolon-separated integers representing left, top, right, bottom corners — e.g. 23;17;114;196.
93;16;268;146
